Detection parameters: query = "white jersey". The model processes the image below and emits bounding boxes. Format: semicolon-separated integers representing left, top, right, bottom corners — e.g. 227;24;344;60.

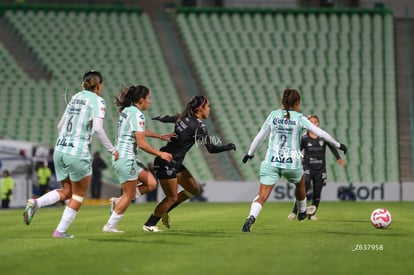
247;109;341;169
55;90;106;158
115;105;146;159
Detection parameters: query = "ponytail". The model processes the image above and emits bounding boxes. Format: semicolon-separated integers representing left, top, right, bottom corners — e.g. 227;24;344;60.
82;70;103;92
281;88;301;119
178;95;207;121
115;85;150;112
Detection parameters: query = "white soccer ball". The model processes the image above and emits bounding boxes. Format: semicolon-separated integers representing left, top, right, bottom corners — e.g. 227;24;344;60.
370;208;392;229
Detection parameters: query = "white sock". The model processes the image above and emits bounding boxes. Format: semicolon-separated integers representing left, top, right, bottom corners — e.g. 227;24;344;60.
297;199;307;213
36;190;60;208
136;183;143;196
248;202;262;219
55;206;77;233
107;211;123;227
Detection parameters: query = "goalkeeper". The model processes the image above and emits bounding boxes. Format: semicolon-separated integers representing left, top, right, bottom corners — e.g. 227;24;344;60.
288;115;346;221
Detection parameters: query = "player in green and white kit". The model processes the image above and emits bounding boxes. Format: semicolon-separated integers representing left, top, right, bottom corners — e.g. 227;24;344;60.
23;71;119;238
102;85;173;233
241;88;347;232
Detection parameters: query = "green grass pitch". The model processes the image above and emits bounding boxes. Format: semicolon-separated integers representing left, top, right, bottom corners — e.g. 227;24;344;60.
1;201;413;275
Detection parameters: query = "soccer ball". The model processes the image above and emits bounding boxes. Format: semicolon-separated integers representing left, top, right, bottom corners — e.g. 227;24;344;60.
370;208;392;229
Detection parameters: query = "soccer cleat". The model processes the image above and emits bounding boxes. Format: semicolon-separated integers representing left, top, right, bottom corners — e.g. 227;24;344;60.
297;211;307;221
23;199;38;225
242;215;256;232
53;230;74;239
102;224;124;233
287;213;297;220
308;215;318;221
161;213;170;229
306;205;317;216
142;225;162;232
109;197;120;215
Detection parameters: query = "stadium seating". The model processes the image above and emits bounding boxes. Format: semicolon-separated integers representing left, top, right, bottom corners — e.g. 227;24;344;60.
0;5;399;183
0;5;213;181
176;8;399;183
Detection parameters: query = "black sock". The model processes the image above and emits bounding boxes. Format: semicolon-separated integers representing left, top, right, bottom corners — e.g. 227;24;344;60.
292;203;298;214
145;214;161;226
167;202;180;213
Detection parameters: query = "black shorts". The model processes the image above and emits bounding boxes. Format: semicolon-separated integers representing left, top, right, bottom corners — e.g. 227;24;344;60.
153;157;186;180
304;169;327;187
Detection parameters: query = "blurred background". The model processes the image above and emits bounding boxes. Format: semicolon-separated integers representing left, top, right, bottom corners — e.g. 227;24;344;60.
0;0;413;202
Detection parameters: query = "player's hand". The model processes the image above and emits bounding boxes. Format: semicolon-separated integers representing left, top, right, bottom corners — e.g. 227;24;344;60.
159;151;173;163
160;133;176;142
339;143;347;154
227;143;236;151
242;154;254;163
337;159;346;166
112;150;119;161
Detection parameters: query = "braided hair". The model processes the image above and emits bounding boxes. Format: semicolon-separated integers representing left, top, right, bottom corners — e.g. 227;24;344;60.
115;85;150;113
178;95;208;121
82;70;103;92
281;88;301;119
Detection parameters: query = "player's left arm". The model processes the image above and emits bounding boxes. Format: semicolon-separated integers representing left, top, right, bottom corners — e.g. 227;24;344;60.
198;125;236;153
327;142;346;166
93;117;117;155
93;97;118;159
57;115;65;133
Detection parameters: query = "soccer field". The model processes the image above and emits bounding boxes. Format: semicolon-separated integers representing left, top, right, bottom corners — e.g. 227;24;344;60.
0;201;413;275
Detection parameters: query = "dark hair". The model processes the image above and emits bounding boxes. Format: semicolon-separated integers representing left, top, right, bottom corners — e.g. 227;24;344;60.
82;70;103;91
178;95;208;120
282;88;301;119
307;114;319;123
115;85;150;112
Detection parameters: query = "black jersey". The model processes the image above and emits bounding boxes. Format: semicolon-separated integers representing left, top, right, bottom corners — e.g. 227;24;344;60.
155;114;233;167
301;133;341;171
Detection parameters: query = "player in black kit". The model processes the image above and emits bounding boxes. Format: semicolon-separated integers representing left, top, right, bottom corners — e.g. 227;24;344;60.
143;95;236;232
288;115;346;220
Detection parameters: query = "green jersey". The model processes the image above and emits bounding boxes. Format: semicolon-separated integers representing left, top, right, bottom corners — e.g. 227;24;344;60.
248;109;340;169
115;105;146;160
55;90;107;158
262;109;310;169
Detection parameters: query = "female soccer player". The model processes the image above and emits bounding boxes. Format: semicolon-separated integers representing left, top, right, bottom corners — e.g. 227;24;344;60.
142;95;236;232
23;71;119;238
241;88;347;232
288;115;346;221
102;85;173;233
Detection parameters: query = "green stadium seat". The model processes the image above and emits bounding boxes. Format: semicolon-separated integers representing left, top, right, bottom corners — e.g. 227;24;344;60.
175;10;398;183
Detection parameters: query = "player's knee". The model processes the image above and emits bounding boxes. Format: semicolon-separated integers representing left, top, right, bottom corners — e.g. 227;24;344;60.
166;194;178;204
147;178;157;192
61;189;72;200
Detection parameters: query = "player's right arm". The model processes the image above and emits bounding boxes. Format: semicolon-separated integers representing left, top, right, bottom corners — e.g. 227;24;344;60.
135;130;172;162
242;113;272;163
